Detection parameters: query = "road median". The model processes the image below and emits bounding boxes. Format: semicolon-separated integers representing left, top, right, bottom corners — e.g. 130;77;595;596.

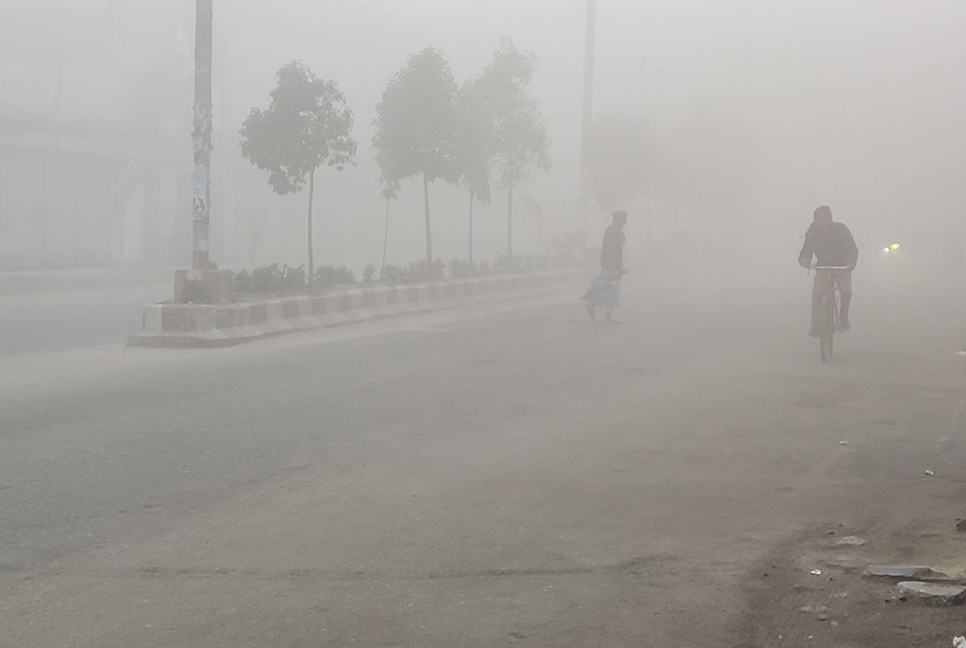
128;269;586;348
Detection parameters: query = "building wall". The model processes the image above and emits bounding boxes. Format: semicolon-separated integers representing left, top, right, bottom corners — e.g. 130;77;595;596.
0;145;118;269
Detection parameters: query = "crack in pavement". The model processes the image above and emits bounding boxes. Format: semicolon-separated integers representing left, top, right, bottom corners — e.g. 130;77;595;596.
3;556;664;584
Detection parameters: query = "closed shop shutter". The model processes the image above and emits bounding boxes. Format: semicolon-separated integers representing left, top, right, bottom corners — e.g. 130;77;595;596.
75;158;113;266
41;152;81;267
0;151;43;269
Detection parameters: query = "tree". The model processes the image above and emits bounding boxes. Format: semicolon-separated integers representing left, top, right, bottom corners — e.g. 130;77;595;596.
240;61;356;284
373;47;459;264
479;38;551;260
454;78;495;265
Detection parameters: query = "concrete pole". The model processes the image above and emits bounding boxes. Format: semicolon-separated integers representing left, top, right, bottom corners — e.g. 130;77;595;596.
191;0;213;270
579;0;597;250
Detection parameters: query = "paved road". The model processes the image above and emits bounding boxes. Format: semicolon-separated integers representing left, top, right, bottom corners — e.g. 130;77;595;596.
1;271;965;647
0;284;169;357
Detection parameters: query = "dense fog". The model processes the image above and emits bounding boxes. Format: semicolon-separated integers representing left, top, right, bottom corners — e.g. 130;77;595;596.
1;0;964;276
6;4;966;646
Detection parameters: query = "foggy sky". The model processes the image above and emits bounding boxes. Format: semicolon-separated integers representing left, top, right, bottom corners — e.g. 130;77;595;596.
2;0;965;269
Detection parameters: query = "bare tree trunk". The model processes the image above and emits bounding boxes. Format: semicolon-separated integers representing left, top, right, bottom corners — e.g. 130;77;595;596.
468;191;474;265
423;174;432;264
507;184;514;261
307;169;315;285
382;197;390;273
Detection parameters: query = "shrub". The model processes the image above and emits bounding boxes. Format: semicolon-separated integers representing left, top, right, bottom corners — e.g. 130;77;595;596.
492;254;549;275
379;264;402;284
232;263;307;295
179;278;214;304
379;260;445;285
315;265;356;287
447;258;477;279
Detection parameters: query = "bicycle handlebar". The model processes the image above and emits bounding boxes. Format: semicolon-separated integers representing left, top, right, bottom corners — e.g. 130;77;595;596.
811;266;852;271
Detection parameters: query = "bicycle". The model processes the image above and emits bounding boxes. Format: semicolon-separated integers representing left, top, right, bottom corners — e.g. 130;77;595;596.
811;266;851;363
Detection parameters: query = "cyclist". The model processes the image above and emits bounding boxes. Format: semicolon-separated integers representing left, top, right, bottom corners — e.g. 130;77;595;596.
798;205;859;336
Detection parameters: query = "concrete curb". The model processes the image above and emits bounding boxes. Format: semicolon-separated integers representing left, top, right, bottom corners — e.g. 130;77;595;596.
128;270;587;349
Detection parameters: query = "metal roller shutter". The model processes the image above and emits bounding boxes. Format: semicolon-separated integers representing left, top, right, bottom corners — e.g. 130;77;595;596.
41;152;81;267
75;158;113;266
0;151;43;269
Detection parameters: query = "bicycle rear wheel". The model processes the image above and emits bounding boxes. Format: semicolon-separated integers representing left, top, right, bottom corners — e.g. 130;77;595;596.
820;295;835;363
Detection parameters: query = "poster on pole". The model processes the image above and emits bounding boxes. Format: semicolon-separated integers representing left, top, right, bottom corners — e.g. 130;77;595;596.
192;165;207;214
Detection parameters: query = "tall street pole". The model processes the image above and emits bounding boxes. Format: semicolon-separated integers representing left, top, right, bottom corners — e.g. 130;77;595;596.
192;0;213;270
579;0;597;250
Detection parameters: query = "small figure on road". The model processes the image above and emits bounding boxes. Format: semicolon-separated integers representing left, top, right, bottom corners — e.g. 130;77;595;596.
583;210;628;323
798;205;859;335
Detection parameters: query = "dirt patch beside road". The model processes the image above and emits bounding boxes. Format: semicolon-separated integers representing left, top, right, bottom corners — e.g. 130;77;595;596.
740;509;966;646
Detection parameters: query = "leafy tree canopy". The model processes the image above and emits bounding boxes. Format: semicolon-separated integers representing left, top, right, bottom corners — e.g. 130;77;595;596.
372;47;459;188
454;78;494;204
477;38;551;190
240;60;356;196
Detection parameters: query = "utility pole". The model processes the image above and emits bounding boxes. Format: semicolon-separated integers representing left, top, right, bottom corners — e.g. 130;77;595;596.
192;0;213;270
173;0;228;302
579;0;597;251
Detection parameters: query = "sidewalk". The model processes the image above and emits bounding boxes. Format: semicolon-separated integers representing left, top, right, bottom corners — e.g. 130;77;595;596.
0;266;174;296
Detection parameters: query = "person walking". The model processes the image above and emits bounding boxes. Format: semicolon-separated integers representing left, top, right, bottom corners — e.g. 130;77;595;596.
583;210;628;322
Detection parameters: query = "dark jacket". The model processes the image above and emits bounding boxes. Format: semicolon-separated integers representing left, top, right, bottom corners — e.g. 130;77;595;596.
601;225;625;271
799;222;859;268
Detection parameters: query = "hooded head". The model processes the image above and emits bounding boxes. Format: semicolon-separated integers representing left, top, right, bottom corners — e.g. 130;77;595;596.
612;210;628;230
814;205;833;233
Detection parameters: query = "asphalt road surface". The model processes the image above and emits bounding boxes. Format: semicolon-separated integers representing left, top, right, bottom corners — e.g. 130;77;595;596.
0;285;170;357
2;269;965;647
